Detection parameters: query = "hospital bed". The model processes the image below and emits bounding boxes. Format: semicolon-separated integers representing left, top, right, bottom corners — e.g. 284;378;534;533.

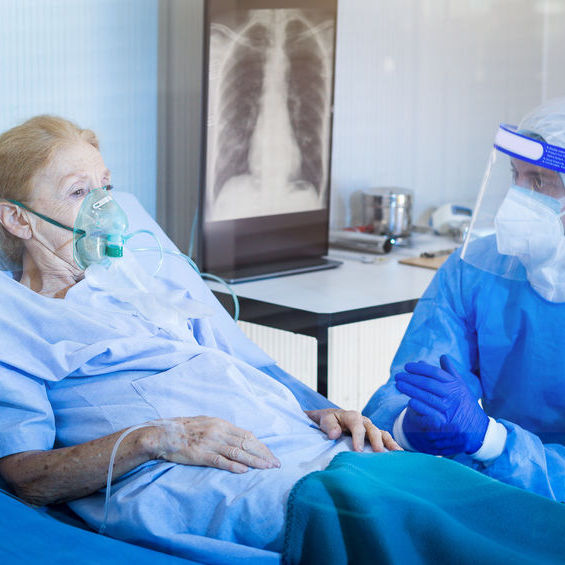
0;191;333;564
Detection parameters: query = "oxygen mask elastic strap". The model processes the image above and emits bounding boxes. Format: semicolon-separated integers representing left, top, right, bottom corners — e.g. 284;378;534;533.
6;198;85;236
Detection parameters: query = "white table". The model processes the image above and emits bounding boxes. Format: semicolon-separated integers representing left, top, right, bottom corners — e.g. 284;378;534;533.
208;233;456;396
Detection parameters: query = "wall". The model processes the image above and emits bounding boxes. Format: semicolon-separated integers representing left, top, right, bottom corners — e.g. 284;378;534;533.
156;0;204;254
331;0;565;228
0;0;158;216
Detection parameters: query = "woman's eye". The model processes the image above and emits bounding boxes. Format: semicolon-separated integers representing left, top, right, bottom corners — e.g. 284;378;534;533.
71;187;87;197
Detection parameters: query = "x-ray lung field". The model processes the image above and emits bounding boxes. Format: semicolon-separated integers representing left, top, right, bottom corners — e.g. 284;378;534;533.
205;5;336;222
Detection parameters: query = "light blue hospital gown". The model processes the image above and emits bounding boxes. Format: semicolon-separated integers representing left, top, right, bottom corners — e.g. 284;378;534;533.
0;261;354;565
363;239;565;502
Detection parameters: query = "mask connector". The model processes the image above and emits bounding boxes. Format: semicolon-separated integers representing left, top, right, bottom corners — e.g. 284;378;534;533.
105;234;124;258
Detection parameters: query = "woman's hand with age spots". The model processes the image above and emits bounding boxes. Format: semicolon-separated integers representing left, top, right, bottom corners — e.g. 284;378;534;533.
149;416;281;473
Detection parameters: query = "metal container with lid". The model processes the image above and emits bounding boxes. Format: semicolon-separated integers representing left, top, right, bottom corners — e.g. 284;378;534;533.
362;187;413;238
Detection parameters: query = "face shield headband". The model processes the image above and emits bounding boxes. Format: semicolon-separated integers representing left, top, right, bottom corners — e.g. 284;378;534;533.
493;124;565;175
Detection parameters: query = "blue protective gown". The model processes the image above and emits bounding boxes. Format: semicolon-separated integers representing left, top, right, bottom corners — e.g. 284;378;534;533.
0;255;348;565
363;237;565;502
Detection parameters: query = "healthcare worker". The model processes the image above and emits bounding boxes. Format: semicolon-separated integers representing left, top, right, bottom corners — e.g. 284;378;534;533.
363;97;565;502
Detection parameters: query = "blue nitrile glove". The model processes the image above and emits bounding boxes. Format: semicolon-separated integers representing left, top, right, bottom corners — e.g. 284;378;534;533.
394;354;489;455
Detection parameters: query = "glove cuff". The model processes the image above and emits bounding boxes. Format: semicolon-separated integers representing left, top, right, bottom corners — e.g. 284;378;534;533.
393;408;415;451
469;417;507;462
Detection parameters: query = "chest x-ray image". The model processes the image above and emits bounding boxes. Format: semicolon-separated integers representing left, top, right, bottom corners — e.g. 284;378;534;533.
204;2;336;222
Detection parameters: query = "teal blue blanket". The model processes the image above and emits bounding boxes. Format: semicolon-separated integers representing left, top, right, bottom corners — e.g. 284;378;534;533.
283;452;565;564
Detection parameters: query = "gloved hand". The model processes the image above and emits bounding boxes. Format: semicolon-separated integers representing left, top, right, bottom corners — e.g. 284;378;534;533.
394;355;489;455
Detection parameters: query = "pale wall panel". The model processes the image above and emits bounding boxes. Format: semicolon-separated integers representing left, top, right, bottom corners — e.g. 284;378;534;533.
238;314;412;412
157;0;203;254
332;0;565;229
237;321;318;392
328;314;412;410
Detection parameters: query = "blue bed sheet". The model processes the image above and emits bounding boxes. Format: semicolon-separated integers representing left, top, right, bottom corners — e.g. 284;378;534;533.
0;489;198;564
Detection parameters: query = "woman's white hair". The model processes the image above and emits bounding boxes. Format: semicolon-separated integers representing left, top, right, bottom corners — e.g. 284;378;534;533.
0;115;98;272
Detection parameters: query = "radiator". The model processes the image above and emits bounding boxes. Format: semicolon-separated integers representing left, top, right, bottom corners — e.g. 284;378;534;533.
238;313;412;411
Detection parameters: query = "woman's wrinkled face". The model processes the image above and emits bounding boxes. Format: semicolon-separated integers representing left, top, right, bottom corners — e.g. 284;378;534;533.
27;141;111;268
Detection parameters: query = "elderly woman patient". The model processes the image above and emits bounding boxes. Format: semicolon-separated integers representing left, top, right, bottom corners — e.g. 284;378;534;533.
0;116;400;563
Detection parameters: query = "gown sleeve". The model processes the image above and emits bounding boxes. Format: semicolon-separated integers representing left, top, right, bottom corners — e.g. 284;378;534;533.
0;367;55;459
461;421;565;502
362;251;480;431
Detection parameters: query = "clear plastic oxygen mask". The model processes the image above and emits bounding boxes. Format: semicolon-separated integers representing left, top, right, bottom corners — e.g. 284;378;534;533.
73;187;129;269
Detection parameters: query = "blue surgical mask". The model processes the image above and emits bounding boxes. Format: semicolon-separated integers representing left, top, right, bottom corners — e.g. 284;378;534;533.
8;186;129;270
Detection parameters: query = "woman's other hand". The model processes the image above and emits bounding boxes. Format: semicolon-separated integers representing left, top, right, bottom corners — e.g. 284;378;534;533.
305;409;403;453
148;416;281;474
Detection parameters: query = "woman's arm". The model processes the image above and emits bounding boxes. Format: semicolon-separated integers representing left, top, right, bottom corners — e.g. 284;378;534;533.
0;426;155;506
0;416;279;507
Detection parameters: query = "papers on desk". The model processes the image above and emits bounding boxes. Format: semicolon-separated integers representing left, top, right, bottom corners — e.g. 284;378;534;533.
398;249;455;270
398;255;448;270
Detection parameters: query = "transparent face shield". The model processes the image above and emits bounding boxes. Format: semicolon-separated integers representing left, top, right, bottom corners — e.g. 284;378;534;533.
461;124;565;300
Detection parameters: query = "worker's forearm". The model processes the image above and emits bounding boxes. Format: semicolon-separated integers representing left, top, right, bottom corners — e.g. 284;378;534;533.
0;425;162;506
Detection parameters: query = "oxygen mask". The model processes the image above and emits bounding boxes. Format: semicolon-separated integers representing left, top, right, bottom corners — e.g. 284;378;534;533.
73;187;129;269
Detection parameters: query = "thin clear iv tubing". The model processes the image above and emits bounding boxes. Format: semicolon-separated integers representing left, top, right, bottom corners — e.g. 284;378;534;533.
124;230;164;275
99;422;155;535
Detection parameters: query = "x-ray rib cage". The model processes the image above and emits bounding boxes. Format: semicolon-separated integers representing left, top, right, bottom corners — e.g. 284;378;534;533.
206;9;335;222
